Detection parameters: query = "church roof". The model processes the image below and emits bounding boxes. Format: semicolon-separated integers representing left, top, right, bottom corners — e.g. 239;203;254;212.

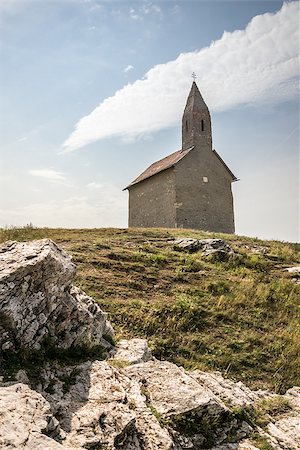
212;150;238;181
124;146;237;190
124;147;193;189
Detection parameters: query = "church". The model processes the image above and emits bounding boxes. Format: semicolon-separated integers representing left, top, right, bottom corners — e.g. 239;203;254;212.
124;81;237;233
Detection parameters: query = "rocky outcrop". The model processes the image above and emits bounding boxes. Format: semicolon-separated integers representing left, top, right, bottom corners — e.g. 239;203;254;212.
173;238;234;260
125;360;251;448
0;239;114;352
1;347;299;449
0;239;299;450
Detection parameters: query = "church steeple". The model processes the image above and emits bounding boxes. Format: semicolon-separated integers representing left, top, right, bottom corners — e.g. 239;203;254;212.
182;81;212;150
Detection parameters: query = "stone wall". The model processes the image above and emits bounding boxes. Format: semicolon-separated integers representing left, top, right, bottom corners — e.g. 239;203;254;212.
128;168;176;228
174;147;235;233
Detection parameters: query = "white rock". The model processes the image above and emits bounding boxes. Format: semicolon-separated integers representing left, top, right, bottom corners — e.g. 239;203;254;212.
0;239;114;352
0;383;75;450
109;338;152;365
126;360;227;417
284;266;300;274
190;370;271;407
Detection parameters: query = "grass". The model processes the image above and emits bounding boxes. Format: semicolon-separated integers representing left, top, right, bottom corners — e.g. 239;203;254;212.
0;225;299;392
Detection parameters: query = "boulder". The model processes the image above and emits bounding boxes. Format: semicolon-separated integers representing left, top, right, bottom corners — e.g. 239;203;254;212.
173;238;234;260
0;239;114;353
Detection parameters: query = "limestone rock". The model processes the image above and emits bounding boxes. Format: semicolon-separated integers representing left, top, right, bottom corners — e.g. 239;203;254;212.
125;360;250;448
284;266;300;284
37;360;173;450
173;238;201;252
0;382;73;450
190;370;271;407
173;238;234;260
109;338;152;365
262;387;300;450
284;266;300;274
0;239;114;352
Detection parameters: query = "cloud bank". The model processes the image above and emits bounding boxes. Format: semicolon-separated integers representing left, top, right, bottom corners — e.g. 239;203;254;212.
63;1;299;152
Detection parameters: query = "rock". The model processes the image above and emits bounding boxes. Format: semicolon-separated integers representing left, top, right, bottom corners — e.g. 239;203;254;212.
37;360;173;450
125;360;250;448
109;338;152;365
284;266;300;284
173;238;234;260
1;358;299;450
126;360;226;417
173;238;201;252
261;386;300;450
284;266;300;274
0;239;114;353
266;416;300;449
285;386;300;409
0;383;73;449
190;370;271;407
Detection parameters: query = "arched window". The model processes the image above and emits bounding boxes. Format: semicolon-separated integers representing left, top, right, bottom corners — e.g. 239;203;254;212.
201;120;204;132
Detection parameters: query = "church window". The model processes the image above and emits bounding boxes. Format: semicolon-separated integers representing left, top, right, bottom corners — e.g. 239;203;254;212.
201;120;204;132
186;120;188;132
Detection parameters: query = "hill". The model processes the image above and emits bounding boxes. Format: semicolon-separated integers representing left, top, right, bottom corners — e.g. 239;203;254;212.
1;226;299;393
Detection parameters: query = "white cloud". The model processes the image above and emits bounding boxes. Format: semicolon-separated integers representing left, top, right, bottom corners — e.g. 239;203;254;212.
141;4;162;15
129;8;140;20
124;64;134;74
63;2;299;153
29;168;65;182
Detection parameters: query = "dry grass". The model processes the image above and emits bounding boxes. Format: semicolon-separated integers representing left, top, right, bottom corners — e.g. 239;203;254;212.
1;225;299;392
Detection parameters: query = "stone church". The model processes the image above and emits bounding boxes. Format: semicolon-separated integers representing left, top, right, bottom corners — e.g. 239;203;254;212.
124;82;237;233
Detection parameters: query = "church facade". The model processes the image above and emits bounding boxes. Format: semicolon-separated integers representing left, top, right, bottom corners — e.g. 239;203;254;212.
124;82;237;233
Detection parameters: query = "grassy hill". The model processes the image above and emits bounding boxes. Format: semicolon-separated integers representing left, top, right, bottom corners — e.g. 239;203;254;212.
1;226;299;393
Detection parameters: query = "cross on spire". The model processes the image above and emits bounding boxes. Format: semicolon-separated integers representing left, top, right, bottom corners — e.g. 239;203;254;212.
192;72;197;81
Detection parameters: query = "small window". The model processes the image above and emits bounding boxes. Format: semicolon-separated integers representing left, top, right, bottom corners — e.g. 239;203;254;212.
203;176;208;183
186;120;188;132
201;120;204;132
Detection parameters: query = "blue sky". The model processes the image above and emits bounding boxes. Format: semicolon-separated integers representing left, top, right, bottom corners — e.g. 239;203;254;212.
0;0;299;241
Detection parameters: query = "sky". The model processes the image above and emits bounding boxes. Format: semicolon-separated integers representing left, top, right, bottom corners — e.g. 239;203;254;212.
0;0;299;242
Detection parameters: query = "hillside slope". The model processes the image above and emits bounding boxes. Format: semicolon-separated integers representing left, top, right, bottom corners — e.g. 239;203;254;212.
1;226;299;393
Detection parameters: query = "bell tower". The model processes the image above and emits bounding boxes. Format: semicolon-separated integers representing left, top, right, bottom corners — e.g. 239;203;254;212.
182;81;212;151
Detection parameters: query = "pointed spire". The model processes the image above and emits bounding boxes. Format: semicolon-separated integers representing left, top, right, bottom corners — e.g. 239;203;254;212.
182;81;212;150
184;81;209;114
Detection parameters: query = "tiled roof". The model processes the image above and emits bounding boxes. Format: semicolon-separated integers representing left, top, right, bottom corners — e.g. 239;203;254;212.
124;147;193;189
